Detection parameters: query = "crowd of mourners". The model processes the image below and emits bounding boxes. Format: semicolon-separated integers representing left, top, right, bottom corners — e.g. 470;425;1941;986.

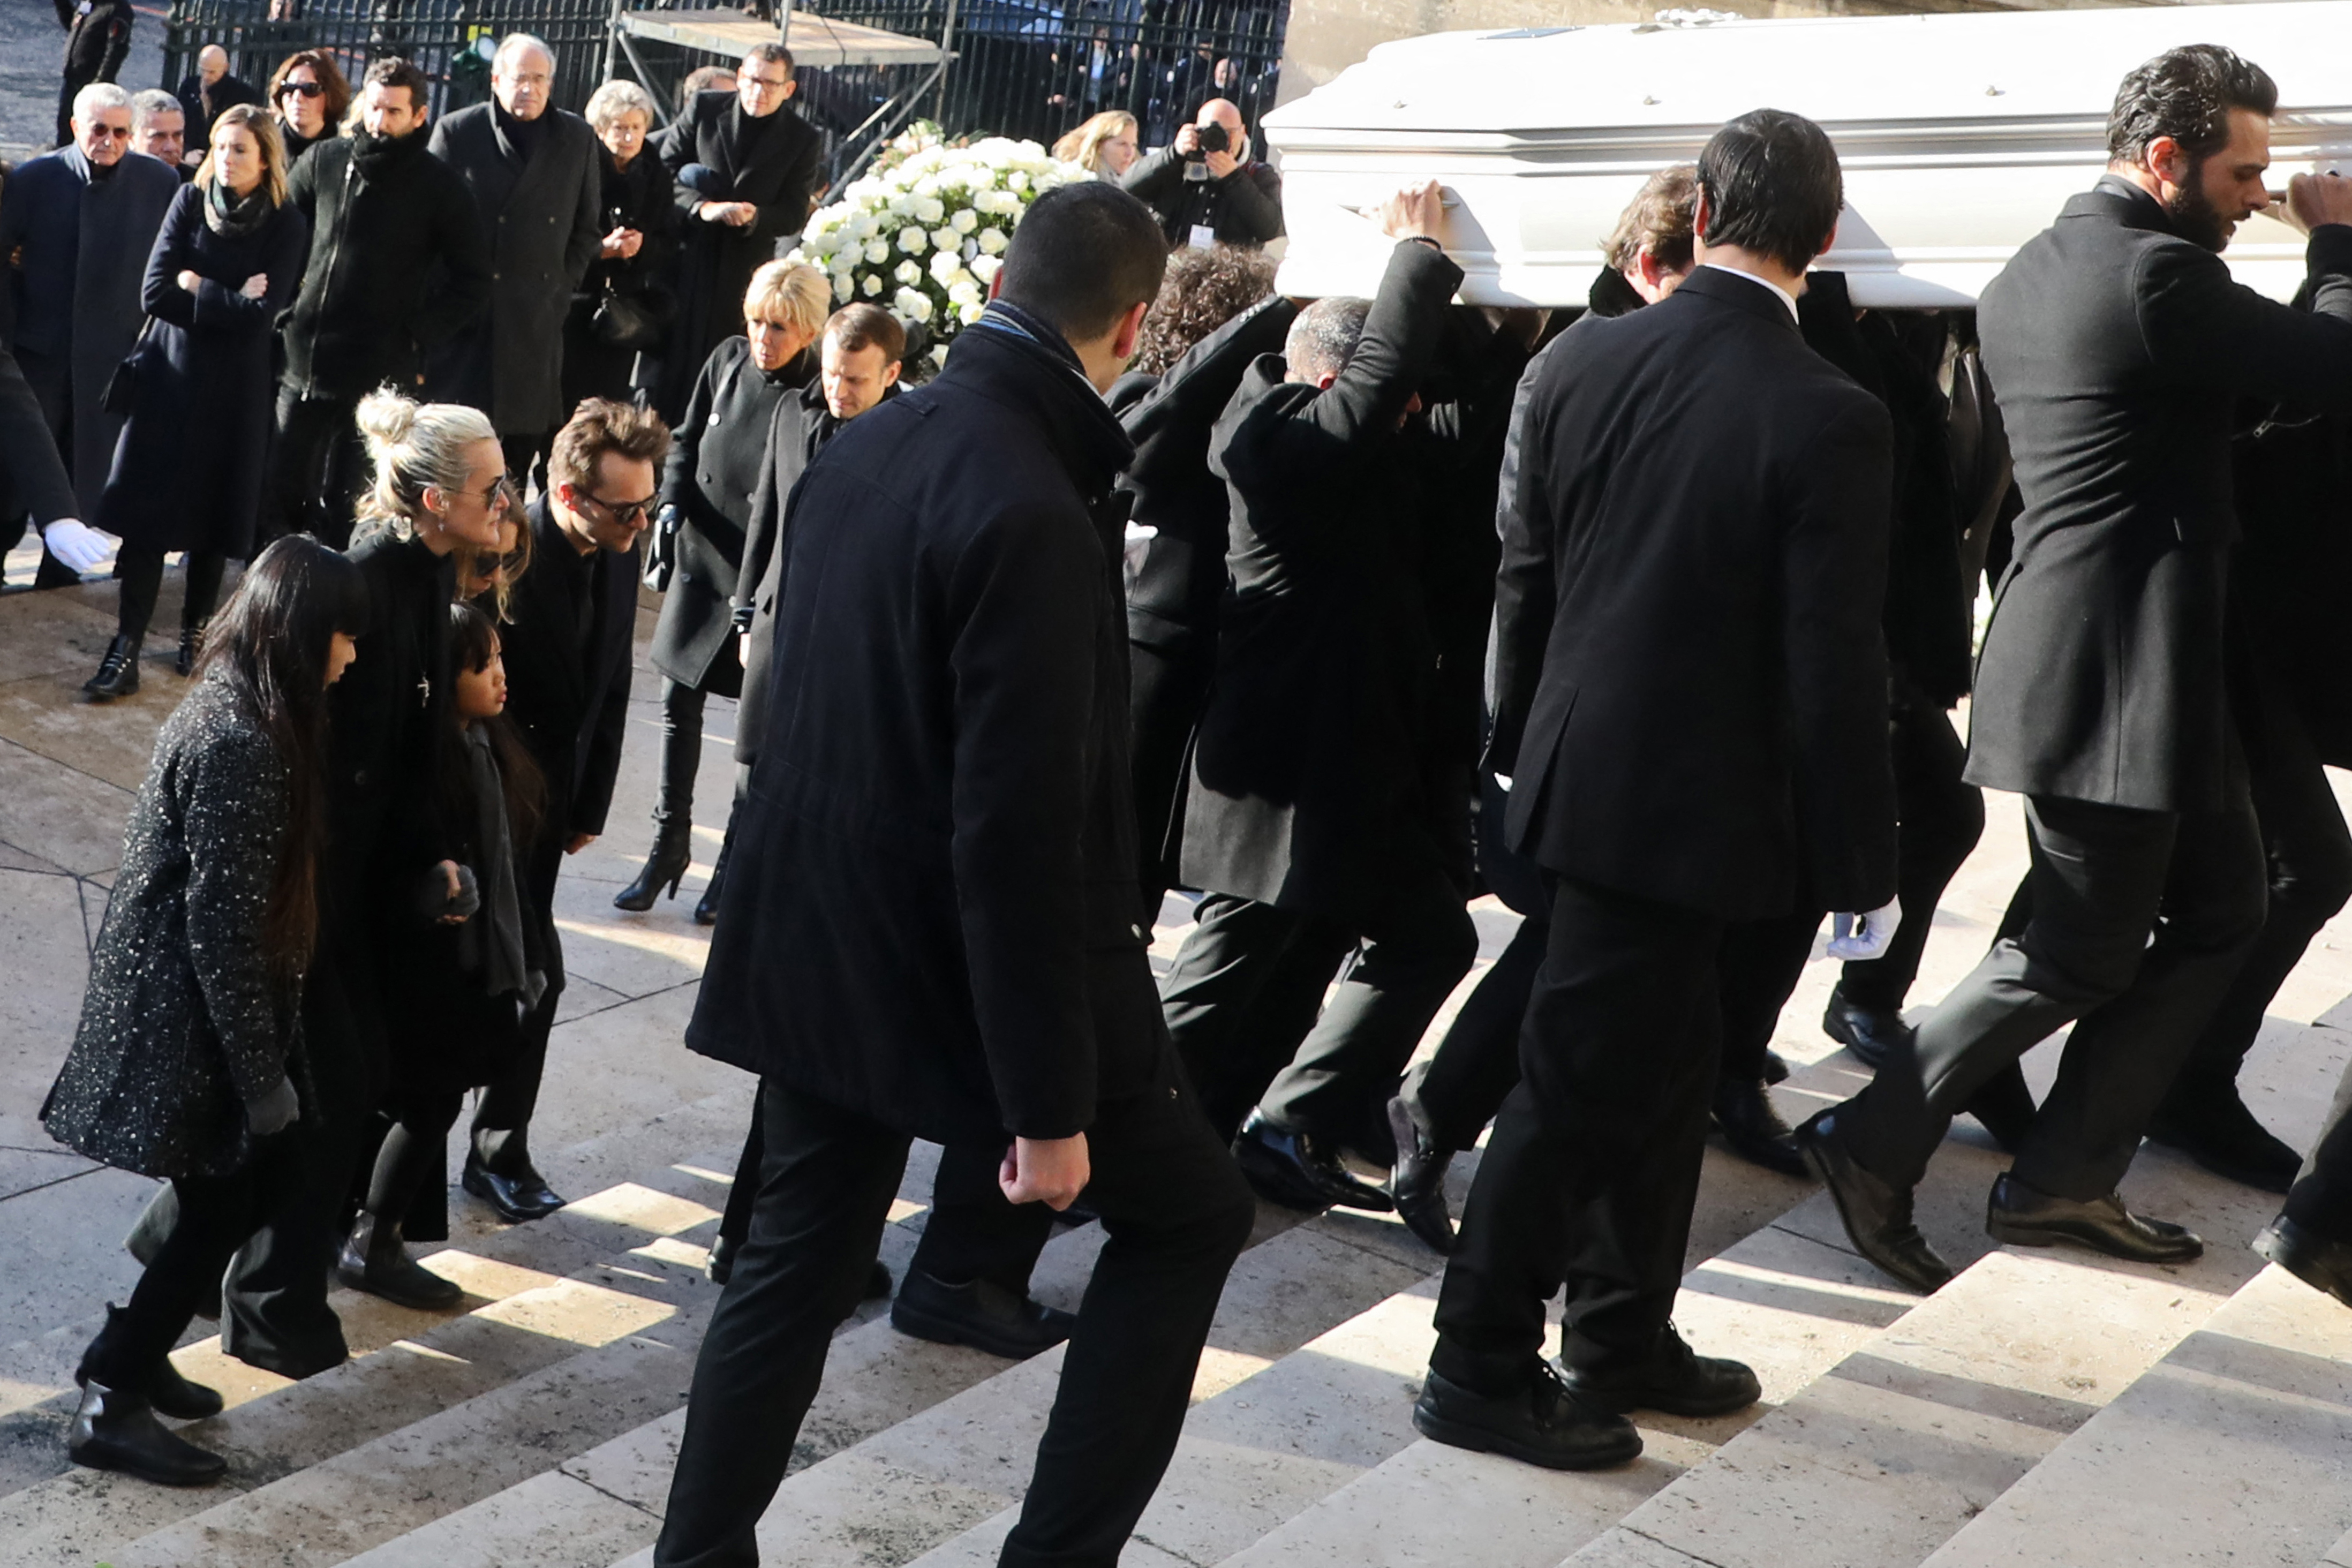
11;26;2352;1568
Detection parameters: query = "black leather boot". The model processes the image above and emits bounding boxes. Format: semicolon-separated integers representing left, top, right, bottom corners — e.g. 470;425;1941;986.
66;1380;225;1486
175;620;206;677
337;1211;463;1310
84;634;142;700
75;1305;223;1420
693;828;733;926
614;813;693;913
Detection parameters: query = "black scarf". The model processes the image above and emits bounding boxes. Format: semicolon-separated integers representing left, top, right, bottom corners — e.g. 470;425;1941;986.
714;99;779;179
495;99;545;165
203;177;273;238
352;124;427;177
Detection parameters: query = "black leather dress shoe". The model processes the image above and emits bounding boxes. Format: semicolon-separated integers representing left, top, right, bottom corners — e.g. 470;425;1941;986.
1384;1097;1456;1254
1413;1362;1642;1471
1821;986;1911;1069
1563;1325;1761;1418
2147;1083;2302;1195
66;1382;225;1487
337;1212;464;1310
1795;1110;1954;1294
1986;1173;2202;1263
462;1154;566;1223
1232;1111;1394;1214
891;1270;1075;1359
2253;1216;2352;1309
1712;1077;1808;1178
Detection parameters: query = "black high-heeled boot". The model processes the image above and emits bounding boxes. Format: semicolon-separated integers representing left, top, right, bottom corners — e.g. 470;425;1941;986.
175;620;207;677
693;828;734;926
84;634;142;700
614;813;694;912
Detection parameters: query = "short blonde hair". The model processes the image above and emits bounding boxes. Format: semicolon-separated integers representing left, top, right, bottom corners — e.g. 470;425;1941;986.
585;79;656;135
1052;110;1136;175
744;260;832;338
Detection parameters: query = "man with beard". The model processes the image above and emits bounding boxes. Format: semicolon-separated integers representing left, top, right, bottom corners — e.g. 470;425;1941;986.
1801;44;2352;1294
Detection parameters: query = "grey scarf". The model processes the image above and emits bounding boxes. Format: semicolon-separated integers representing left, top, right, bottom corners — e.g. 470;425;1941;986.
455;725;545;1009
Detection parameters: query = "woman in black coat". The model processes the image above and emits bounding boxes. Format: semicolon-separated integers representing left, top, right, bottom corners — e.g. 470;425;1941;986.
89;105;310;700
614;260;828;919
264;49;349;169
43;537;366;1487
563;81;679;412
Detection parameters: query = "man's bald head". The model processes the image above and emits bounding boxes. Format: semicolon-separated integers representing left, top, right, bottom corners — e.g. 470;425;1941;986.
1197;97;1243;138
198;44;229;85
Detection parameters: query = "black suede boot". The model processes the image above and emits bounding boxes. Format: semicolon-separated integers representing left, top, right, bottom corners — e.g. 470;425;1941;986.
615;812;694;913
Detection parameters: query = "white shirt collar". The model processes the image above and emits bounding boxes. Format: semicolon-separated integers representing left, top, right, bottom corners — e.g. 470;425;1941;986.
1700;262;1800;323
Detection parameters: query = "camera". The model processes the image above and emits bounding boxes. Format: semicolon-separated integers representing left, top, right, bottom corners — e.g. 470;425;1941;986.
1182;122;1230;160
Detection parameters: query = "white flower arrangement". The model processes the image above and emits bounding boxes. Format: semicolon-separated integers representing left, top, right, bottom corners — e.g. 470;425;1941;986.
791;123;1090;368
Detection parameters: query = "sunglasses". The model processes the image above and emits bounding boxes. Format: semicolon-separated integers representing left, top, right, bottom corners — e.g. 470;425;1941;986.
277;80;326;100
86;124;132;140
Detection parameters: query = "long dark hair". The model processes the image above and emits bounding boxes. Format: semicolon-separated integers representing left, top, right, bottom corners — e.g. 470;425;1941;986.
192;536;370;975
447;601;546;852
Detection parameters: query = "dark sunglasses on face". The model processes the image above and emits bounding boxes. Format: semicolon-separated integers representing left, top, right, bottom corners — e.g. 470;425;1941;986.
277;80;326;99
581;492;654;525
88;125;132;140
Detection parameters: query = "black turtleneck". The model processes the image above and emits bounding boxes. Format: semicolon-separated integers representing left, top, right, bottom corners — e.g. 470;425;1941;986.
495;98;545;163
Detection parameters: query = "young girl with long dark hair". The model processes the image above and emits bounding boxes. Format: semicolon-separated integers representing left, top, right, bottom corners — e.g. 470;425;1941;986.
43;536;368;1486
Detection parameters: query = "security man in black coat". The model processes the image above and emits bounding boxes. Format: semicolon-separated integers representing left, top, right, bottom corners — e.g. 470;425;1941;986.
1804;46;2352;1294
1419;111;1898;1472
652;183;1255;1568
464;399;668;1223
426;34;603;479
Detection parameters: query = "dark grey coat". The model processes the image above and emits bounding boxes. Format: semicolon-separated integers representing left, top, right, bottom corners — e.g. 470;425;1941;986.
43;676;303;1180
0;147;182;515
426;103;602;436
1972;178;2352;812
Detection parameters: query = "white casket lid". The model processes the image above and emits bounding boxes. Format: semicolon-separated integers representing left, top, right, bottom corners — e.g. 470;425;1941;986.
1264;1;2352;307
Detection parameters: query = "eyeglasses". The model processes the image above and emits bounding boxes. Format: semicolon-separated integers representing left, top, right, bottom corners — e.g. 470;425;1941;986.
502;70;552;87
738;72;792;89
276;79;325;99
86;124;132;140
577;491;654;525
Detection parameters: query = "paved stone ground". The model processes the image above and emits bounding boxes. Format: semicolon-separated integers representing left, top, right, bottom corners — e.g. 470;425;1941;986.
1;1;171;167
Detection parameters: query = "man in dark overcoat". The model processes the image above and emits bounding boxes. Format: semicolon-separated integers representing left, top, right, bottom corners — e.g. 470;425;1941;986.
426;33;602;480
0;85;179;536
54;0;132;148
0;339;111;576
651;182;1255;1568
651;43;822;421
1418;110;1897;1471
270;57;491;548
1803;46;2352;1292
1158;186;1515;1212
469;398;667;1222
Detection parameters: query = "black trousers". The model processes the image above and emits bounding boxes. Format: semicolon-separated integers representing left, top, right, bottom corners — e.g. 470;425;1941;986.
2286;1062;2352;1242
652;1062;1255;1568
1835;792;2266;1199
715;1085;1056;1294
1430;876;1723;1390
116;545;228;642
1127;640;1210;912
1838;692;1985;1013
266;390;365;549
474;981;560;1177
1159;864;1479;1147
91;1139;295;1388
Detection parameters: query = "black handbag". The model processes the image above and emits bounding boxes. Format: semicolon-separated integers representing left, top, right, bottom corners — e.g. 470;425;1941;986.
101;317;157;416
593;287;662;352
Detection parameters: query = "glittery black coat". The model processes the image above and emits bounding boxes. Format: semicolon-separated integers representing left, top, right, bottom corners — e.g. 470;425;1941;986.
43;676;304;1180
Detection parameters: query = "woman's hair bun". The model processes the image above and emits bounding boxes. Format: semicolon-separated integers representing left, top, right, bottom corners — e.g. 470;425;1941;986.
354;387;420;456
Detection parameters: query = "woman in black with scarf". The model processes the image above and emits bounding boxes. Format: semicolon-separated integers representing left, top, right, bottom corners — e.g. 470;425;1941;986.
86;103;309;699
563;79;678;412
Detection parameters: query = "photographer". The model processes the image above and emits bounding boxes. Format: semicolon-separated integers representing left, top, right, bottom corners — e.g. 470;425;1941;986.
1120;99;1283;250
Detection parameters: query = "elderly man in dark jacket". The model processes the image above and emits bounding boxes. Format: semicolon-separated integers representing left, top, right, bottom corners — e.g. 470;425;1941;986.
269;57;491;548
1120;98;1283;249
652;183;1254;1568
1804;46;2352;1293
426;33;602;479
652;43;823;420
1158;186;1503;1216
0;84;180;531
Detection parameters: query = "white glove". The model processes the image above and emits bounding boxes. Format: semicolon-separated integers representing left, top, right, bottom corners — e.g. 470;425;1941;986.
41;518;116;574
1826;899;1901;962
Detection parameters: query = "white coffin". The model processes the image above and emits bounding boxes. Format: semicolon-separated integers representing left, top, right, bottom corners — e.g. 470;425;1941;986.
1263;1;2352;307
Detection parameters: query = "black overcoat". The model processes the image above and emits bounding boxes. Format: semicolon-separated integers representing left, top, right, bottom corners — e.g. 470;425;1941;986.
1971;179;2352;812
651;92;822;418
176;72;265;157
1110;293;1296;887
562;146;681;410
42;676;304;1180
0;341;75;528
502;499;638;844
425;103;602;435
0;146;181;515
1177;241;1462;922
100;184;310;557
649;335;809;695
688;313;1159;1145
1490;266;1898;922
282;130;491;402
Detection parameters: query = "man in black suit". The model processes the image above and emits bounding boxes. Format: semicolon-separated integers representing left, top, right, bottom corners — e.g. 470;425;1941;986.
651;183;1255;1568
1416;110;1898;1472
1801;46;2352;1293
468;398;667;1223
426;34;602;480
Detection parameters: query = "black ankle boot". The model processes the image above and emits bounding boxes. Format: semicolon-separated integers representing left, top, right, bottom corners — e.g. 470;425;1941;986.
175;620;206;677
337;1211;463;1310
74;1305;223;1421
84;634;142;700
614;814;694;912
66;1380;225;1486
693;830;734;926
